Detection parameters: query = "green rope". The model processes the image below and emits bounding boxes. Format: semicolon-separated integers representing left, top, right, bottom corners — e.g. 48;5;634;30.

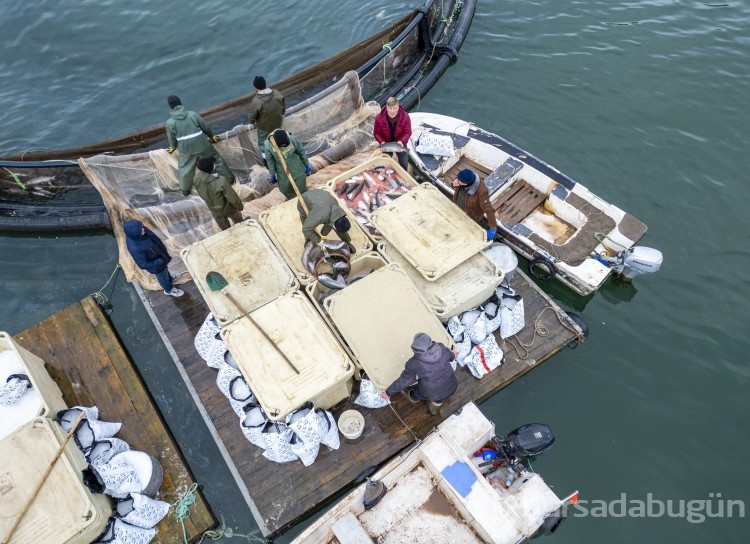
175;483;198;543
90;264;121;311
2;167;26;190
176;485;266;543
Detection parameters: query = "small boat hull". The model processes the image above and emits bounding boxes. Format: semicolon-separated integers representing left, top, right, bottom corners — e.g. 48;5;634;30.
407;112;649;296
291;402;566;543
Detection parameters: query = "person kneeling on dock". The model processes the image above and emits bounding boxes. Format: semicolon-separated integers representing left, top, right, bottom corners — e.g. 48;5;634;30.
298;189;356;254
194;157;244;231
452;168;498;241
379;333;458;416
123;220;183;297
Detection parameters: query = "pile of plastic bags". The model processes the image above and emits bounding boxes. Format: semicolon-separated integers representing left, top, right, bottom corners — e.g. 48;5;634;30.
195;313;341;466
56;406;169;544
446;284;525;379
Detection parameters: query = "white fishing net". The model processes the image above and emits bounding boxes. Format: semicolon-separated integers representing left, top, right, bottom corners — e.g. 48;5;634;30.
80;71;381;290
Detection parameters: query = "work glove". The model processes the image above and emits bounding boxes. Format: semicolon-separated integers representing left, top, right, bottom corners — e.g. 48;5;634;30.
181;190;190;196
167;146;175;154
486;229;496;241
317;236;327;248
211;135;219;143
305;165;312;175
269;174;276;184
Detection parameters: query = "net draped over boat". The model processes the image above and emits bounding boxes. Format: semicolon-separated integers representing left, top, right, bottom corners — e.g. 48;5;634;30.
80;72;382;290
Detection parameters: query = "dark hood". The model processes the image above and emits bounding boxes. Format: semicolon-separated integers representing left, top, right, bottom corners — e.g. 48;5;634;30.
413;342;444;364
123;220;144;240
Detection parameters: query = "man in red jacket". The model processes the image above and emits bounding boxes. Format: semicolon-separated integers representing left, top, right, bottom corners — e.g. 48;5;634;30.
373;97;412;170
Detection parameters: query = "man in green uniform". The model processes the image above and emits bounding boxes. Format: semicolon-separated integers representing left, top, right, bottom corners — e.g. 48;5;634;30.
193;157;244;231
264;129;311;200
248;76;285;154
165;95;234;195
298;188;356;254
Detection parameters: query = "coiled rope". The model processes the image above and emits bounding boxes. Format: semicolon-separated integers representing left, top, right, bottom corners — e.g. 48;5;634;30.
90;264;121;313
504;306;582;360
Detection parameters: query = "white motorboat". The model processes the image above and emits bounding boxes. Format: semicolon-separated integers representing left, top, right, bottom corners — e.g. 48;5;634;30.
408;112;662;296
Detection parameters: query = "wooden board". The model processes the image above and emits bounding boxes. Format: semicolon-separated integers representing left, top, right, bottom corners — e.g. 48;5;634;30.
493;178;547;227
443;157;492;187
140;266;582;538
13;297;216;543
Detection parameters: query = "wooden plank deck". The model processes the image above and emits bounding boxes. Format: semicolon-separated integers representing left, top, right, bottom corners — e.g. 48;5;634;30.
139;265;583;538
13;297;216;543
493;178;547;227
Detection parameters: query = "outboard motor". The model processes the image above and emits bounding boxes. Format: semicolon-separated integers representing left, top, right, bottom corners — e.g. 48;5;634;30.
495;423;555;461
598;246;663;280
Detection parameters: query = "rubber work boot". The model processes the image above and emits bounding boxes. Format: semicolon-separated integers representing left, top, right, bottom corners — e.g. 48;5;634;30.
347;242;356;254
401;389;418;404
164;287;184;297
428;402;442;416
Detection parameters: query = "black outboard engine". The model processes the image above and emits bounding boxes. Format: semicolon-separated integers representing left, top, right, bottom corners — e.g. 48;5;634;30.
495;423;555;460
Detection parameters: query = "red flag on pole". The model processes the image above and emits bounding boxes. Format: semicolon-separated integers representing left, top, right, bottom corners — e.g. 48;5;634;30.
563;490;580;504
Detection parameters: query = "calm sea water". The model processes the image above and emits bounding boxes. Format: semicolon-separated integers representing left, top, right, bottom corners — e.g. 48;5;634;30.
2;1;749;542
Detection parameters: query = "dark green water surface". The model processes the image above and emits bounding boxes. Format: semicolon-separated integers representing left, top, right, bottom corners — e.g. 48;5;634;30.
1;1;748;542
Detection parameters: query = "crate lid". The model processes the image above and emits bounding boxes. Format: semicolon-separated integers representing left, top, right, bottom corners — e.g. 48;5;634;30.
181;220;298;326
378;242;503;319
369;183;491;281
221;292;354;421
323;264;454;391
258;197;372;285
0;419;108;544
0;333;65;441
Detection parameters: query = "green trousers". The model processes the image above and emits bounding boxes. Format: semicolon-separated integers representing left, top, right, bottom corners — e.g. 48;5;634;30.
178;146;234;192
213;210;244;231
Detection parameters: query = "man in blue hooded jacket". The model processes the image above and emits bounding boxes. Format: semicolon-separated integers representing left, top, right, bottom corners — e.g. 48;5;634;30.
380;332;458;415
123;220;183;297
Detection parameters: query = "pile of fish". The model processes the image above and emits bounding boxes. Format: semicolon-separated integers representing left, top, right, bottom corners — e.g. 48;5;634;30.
333;165;411;236
301;240;352;290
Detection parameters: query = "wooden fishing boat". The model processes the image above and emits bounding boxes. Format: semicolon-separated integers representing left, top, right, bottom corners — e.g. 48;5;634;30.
0;0;476;232
291;402;574;543
407;112;663;296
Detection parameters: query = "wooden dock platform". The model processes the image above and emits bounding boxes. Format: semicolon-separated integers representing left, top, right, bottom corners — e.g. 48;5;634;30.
138;267;583;538
13;297;216;543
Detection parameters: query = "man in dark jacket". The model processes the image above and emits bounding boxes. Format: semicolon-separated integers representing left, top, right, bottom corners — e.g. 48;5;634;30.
298;189;356;253
165;95;234;194
123;220;183;297
380;333;458;415
452;168;498;241
248;75;285;151
373;96;412;170
264;129;311;200
194;157;244;231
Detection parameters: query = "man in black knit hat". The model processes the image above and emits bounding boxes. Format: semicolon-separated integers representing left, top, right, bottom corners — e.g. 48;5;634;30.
248;75;285;152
